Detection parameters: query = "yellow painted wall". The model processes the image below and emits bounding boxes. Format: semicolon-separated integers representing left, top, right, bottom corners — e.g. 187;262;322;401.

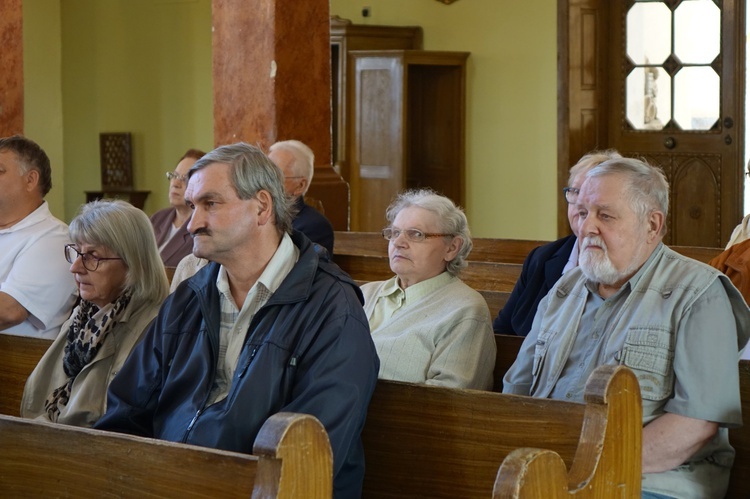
25;0;558;239
57;0;213;221
23;0;65;219
331;0;558;239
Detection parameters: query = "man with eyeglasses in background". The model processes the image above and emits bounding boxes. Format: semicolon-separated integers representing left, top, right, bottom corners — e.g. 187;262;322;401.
150;148;206;266
492;150;621;337
268;139;334;256
0;135;77;339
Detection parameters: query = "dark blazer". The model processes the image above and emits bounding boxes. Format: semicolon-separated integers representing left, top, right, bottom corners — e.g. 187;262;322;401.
293;197;335;256
493;234;577;337
150;208;193;267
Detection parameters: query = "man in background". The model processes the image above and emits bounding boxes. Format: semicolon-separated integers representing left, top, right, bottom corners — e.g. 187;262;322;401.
269;139;334;255
0;135;77;339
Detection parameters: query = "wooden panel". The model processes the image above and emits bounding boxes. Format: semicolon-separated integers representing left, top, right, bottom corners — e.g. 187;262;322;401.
406;64;465;204
330;16;422;174
671;156;721;247
728;360;750;499
350;57;404;231
558;0;610;237
349;50;468;232
0;334;50;416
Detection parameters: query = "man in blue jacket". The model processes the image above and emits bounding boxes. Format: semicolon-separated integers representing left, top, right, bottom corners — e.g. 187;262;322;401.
96;142;379;498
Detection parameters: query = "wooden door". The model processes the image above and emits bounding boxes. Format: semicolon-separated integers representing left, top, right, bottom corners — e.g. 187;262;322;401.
559;0;745;247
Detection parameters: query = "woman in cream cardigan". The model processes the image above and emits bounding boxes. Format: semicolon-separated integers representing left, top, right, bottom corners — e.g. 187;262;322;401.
21;200;169;427
360;189;496;390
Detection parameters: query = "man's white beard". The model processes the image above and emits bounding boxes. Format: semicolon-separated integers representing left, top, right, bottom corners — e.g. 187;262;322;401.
579;236;634;286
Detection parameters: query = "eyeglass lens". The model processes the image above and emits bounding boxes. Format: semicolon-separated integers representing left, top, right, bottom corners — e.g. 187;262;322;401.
166;171;188;182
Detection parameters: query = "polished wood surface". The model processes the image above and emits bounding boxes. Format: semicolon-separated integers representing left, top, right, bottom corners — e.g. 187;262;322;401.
336;254;522;293
362;365;642;498
0;412;332;498
728;360;750;499
334;231;723;264
0;334;51;416
348;50;468;231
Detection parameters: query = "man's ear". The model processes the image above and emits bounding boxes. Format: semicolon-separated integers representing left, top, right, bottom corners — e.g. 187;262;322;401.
647;210;665;242
255;190;274;225
296;178;309;197
24;169;40;193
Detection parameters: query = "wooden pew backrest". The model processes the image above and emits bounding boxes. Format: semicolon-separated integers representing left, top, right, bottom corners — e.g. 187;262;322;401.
362;365;641;498
0;333;52;416
337;254;521;293
494;334;524;392
333;231;722;265
0;412;332;498
727;360;750;499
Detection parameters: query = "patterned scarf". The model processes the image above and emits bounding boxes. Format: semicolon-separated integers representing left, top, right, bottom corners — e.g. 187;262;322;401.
44;292;131;422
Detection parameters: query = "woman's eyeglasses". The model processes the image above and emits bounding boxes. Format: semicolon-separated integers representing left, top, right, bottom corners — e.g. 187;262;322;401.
382;227;454;243
64;244;122;272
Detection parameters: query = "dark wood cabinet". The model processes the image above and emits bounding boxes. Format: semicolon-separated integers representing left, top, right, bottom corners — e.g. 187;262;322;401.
330;17;422;179
348;50;469;231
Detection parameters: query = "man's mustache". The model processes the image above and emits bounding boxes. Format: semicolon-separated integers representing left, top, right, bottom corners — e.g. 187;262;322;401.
191;228;211;238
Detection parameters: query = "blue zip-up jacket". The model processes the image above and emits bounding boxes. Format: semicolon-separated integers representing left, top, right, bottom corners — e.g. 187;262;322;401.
96;231;379;498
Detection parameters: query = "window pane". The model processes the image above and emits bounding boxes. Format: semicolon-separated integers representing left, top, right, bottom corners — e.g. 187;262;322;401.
675;0;720;64
627;2;672;65
674;67;720;130
626;67;671;130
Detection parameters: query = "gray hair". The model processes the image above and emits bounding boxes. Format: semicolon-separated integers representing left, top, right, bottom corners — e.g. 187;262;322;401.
189;142;295;235
269;140;315;194
585;157;670;236
386;189;472;276
568;149;622;185
69;200;169;307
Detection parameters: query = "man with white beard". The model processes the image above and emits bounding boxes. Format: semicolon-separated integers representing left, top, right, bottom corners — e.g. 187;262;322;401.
503;157;750;499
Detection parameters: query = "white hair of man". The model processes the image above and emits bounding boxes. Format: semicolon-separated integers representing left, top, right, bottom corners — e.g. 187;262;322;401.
268;140;315;195
585;157;670;236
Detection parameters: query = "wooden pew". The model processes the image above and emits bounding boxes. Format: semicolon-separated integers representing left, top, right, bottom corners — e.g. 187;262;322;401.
493;334;524;392
0;333;52;416
333;230;722;265
336;254;522;293
0;411;332;498
362;364;642;498
728;360;750;499
335;231;547;264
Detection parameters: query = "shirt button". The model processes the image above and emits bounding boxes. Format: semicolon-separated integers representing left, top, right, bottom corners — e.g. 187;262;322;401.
565;393;572;399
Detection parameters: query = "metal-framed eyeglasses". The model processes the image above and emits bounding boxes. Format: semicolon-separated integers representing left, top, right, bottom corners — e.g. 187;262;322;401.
166;171;189;182
563;186;580;204
382;227;454;243
64;244;122;272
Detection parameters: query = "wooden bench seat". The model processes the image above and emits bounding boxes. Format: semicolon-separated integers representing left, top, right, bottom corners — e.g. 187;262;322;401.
362;365;642;497
0;411;332;498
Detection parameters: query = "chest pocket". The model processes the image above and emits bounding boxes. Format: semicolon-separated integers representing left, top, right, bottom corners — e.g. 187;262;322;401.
620;326;675;401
